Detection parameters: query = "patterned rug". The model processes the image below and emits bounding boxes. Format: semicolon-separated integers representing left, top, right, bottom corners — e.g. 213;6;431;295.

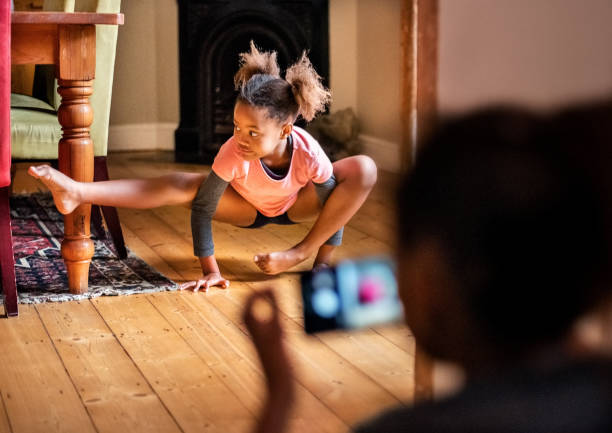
10;193;178;303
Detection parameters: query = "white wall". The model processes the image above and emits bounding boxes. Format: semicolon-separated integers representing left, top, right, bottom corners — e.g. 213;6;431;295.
109;0;178;151
330;0;403;172
329;0;358;112
356;0;402;145
439;0;612;112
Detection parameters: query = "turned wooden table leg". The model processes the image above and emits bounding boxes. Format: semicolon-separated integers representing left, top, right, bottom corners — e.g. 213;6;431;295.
12;14;123;294
57;24;96;294
57;80;95;293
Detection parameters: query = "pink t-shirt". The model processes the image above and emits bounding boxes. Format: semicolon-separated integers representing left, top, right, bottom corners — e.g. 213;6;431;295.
212;126;333;217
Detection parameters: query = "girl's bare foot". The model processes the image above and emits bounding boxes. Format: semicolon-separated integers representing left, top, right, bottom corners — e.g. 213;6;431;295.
28;165;82;214
254;248;309;275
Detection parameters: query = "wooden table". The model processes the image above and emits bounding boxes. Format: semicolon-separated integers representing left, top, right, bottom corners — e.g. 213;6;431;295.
11;12;124;294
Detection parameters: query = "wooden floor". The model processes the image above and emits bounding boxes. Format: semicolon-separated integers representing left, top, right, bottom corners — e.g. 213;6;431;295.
1;152;414;433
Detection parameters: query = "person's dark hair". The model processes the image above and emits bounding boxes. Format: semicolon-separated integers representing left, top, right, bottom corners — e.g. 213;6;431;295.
233;41;331;123
550;99;612;279
397;107;608;356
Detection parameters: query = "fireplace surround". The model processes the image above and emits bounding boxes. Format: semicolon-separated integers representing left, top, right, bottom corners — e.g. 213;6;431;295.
174;0;329;163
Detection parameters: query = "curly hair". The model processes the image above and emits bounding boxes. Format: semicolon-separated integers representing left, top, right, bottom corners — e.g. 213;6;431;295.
233;41;331;123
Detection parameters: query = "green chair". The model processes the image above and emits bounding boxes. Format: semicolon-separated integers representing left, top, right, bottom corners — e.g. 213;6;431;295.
10;0;126;258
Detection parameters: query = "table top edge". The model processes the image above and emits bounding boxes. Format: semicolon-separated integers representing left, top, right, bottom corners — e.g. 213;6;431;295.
12;11;124;26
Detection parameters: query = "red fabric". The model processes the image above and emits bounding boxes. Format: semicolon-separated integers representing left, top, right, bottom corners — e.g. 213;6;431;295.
0;0;10;188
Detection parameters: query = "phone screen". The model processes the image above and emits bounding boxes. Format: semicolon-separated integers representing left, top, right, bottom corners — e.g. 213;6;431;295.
301;257;403;333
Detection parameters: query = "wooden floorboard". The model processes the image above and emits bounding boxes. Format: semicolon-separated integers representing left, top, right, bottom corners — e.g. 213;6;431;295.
2;153;415;432
193;288;402;425
149;292;348;433
36;301;182;433
0;390;12;433
0;305;96;433
93;295;255;433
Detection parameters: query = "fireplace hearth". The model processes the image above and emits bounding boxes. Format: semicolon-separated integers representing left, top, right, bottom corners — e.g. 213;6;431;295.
175;0;329;163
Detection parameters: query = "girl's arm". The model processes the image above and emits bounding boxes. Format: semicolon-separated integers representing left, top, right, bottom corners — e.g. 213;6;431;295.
181;172;230;291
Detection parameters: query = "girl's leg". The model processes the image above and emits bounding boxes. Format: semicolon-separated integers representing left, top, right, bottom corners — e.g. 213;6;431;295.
29;165;208;213
277;181;337;268
28;165;258;226
254;155;377;274
212;183;258;227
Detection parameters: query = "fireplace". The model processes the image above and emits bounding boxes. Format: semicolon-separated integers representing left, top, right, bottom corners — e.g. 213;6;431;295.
174;0;329;163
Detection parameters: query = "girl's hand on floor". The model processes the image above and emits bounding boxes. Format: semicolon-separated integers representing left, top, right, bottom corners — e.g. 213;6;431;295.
178;272;230;292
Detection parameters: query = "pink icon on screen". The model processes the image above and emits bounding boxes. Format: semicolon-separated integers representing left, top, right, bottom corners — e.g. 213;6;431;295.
358;278;383;304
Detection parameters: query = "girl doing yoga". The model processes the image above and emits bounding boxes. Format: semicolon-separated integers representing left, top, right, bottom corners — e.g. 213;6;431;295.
30;42;377;291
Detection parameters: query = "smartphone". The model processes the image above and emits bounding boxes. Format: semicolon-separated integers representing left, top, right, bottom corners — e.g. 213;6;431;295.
301;256;403;334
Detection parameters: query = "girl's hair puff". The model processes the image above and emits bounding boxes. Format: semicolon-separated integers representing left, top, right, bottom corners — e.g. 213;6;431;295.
234;42;331;123
285;51;331;122
233;41;280;89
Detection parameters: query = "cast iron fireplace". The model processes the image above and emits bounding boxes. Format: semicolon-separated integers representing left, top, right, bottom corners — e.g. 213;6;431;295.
175;0;329;163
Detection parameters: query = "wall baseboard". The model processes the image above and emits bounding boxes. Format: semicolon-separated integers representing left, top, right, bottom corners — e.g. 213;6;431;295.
108;123;177;152
358;134;401;173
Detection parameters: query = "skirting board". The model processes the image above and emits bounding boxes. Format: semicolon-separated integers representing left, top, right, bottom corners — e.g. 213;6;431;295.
358;134;401;173
108;123;177;152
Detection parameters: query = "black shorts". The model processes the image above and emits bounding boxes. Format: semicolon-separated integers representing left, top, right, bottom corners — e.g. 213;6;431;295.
246;210;296;228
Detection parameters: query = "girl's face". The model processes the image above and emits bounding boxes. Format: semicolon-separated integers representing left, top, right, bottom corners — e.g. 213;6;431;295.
233;101;292;161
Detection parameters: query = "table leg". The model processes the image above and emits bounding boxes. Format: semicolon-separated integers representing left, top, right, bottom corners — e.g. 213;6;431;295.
57;79;95;294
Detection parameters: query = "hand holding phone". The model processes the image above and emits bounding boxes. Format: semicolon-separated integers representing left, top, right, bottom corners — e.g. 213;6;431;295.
301;256;403;333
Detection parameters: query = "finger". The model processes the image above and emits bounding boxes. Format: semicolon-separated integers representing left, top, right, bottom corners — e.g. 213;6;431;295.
212;277;230;289
179;281;195;290
193;280;205;293
243;291;263;323
243;289;275;324
261;289;279;321
207;277;229;290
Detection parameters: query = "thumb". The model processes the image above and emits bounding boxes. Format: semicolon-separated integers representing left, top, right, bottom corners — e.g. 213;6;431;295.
203;280;211;291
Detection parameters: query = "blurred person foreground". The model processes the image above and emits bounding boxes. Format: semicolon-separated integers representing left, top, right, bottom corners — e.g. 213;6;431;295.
244;100;612;433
